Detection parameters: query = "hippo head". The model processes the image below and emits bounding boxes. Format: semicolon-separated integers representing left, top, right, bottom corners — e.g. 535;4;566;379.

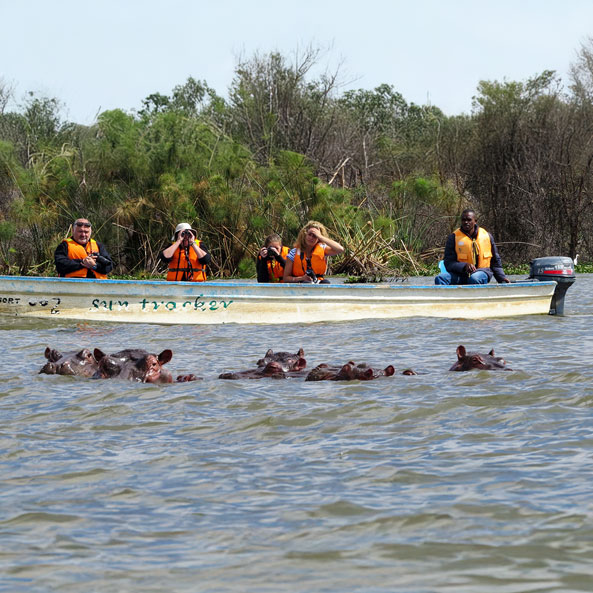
94;348;174;383
138;350;174;383
305;361;357;381
256;348;305;371
94;349;123;378
449;345;511;371
305;363;333;381
59;348;97;376
41;347;98;377
335;363;372;380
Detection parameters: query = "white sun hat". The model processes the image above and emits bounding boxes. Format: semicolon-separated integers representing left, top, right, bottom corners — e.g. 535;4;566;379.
172;222;194;240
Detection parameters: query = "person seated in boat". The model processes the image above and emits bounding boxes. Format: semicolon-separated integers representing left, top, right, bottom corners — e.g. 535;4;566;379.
54;218;114;279
283;221;344;284
434;209;510;285
160;222;211;282
256;233;290;283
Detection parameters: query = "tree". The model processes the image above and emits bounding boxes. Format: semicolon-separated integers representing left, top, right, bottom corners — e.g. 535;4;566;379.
228;47;341;165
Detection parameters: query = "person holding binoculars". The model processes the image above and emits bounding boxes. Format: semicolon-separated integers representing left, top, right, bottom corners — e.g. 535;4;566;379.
283;221;344;284
160;222;211;282
54;218;114;279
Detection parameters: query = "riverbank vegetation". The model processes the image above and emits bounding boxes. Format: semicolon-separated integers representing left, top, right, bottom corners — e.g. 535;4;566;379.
1;42;593;279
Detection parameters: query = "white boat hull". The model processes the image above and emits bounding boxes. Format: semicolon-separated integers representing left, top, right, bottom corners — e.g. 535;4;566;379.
0;276;559;324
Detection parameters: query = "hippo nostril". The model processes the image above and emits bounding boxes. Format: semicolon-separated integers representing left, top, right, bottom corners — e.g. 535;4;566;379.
40;362;57;374
58;363;75;376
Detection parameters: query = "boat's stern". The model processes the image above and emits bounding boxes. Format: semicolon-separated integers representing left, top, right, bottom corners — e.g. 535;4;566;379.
529;256;576;315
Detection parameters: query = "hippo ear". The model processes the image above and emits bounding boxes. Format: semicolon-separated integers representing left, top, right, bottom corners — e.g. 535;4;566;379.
456;345;466;359
384;365;395;376
94;348;106;361
45;347;62;362
265;349;274;358
297;348;304;357
158;349;173;365
488;349;495;356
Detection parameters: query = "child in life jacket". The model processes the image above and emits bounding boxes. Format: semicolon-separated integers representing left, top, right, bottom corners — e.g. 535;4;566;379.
256;233;290;283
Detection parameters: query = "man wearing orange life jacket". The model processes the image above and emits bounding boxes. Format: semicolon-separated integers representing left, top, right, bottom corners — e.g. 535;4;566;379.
54;218;114;279
434;209;510;285
160;222;211;282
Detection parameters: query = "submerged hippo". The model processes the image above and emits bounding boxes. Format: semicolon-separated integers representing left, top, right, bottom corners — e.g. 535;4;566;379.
256;348;306;372
449;345;511;371
220;349;307;380
305;361;404;381
94;348;199;383
219;361;289;380
40;347;98;377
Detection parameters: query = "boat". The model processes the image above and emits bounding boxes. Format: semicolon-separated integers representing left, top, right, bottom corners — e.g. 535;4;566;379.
0;256;575;324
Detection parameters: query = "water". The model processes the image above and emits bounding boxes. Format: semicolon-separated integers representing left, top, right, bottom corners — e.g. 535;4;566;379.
1;276;593;592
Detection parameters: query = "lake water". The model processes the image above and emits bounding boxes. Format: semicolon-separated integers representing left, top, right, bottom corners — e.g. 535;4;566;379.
1;275;593;592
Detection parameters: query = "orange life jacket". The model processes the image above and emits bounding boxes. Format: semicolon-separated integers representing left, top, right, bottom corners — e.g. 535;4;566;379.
64;238;108;279
292;243;327;279
264;246;290;282
166;241;207;282
454;227;492;268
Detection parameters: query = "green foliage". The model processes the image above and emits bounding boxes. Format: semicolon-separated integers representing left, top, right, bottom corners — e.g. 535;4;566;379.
388;174;460;252
237;257;256;278
0;220;15;241
340;84;408;134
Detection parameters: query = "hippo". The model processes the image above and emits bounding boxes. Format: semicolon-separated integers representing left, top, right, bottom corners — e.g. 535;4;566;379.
93;348;149;378
256;348;306;372
40;347;99;377
220;350;307;380
94;348;200;383
305;361;404;381
449;345;511;371
219;360;289;380
305;362;355;381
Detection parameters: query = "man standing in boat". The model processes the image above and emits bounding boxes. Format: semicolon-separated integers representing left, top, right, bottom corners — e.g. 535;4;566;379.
160;222;211;282
54;218;114;279
434;209;510;285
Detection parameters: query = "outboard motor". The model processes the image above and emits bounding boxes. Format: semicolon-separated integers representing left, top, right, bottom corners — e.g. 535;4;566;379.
529;256;576;315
